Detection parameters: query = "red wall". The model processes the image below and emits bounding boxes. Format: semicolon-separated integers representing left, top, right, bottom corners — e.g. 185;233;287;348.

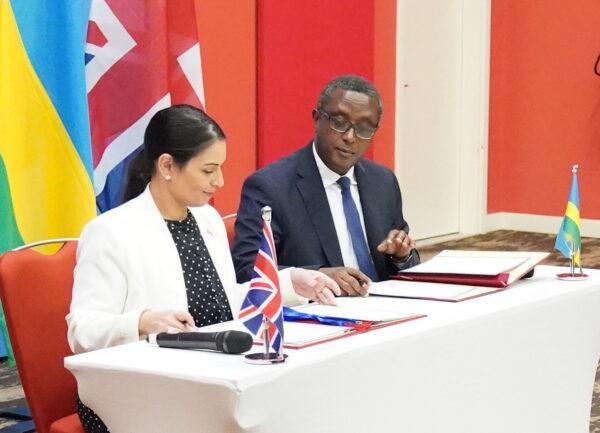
256;0;396;169
195;0;397;214
200;0;600;222
195;0;256;215
372;0;397;167
488;1;600;219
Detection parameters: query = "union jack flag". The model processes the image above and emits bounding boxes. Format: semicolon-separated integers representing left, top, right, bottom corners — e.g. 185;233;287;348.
239;219;284;354
85;0;205;211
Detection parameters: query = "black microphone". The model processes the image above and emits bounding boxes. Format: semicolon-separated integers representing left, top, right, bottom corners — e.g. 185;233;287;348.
147;330;253;354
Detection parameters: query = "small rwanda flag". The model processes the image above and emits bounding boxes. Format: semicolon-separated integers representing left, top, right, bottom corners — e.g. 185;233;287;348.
555;165;582;270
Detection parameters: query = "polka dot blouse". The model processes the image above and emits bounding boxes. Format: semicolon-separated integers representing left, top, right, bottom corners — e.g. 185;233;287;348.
164;210;233;327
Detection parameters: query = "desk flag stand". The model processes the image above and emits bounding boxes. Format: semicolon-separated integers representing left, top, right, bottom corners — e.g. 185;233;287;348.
245;316;287;364
555;165;588;281
242;206;287;364
556;238;588;281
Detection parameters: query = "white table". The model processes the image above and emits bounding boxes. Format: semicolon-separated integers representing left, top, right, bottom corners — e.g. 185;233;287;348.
65;266;600;433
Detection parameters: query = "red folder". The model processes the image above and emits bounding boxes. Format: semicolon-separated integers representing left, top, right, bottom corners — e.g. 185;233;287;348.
282;315;426;350
393;272;511;288
394;250;549;288
252;314;426;350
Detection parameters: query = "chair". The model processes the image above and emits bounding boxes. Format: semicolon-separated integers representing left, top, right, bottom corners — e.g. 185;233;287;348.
0;240;85;433
222;213;237;247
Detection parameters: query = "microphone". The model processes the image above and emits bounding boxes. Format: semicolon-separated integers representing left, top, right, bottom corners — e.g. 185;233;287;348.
147;330;253;354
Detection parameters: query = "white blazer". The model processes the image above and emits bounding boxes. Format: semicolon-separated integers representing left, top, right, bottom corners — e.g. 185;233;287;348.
67;186;301;353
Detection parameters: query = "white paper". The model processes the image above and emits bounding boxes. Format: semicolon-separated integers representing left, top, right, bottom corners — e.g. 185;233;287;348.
400;255;527;276
369;280;494;301
283;321;350;345
292;303;413;322
196;318;349;346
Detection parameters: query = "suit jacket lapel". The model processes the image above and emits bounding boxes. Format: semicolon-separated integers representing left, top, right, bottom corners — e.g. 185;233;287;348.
295;145;344;267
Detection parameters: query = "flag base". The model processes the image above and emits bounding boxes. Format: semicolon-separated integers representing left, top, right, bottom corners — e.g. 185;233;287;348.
244;352;288;364
556;272;589;281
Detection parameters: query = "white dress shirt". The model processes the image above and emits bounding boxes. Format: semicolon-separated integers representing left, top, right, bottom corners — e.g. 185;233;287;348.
312;143;371;270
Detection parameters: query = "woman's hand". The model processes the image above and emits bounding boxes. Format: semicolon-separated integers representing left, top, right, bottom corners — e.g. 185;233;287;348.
290;268;341;305
138;309;196;337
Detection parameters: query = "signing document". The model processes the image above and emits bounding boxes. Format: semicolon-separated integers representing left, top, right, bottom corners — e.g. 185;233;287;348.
394;250;549;288
196;300;424;348
370;250;550;301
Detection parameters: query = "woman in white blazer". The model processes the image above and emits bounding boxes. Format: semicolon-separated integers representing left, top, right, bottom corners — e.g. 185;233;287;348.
67;105;340;433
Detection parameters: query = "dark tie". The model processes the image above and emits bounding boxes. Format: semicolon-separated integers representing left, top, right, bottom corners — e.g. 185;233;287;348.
337;176;379;281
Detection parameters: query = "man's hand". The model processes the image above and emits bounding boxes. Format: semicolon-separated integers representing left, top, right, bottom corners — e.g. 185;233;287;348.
318;267;371;297
376;229;415;259
291;268;341;305
138;310;196;337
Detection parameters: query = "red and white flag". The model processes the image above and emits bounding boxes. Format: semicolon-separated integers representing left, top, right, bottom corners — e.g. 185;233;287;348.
85;0;205;211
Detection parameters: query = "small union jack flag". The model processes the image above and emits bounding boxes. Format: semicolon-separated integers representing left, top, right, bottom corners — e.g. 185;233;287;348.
239;217;284;354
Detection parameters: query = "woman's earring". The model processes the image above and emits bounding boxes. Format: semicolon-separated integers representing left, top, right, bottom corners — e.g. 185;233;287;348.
164;175;172;181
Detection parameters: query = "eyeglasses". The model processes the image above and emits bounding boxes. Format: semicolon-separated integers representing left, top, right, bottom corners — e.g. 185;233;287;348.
317;110;378;140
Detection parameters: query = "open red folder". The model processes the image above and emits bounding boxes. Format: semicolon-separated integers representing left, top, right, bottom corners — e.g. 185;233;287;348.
200;305;426;350
393;250;549;288
271;304;425;349
279;313;425;349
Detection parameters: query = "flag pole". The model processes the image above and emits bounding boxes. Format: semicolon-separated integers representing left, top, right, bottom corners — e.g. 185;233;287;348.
573;165;585;276
568;239;575;277
261;207;273;359
261;206;286;362
262;316;270;359
244;206;287;364
556;164;588;281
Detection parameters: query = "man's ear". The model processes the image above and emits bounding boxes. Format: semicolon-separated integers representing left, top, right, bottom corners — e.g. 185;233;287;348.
312;109;320;122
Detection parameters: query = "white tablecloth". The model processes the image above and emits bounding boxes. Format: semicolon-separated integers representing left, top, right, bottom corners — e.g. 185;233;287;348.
65;265;600;433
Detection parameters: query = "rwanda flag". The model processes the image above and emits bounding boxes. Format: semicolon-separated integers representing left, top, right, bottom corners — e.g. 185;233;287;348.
0;0;96;364
555;167;582;269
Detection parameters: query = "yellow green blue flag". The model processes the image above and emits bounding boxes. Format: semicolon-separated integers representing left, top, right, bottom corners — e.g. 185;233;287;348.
0;0;96;364
555;166;582;269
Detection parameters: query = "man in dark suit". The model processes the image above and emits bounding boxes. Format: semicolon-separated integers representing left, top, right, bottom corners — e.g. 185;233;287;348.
232;75;419;295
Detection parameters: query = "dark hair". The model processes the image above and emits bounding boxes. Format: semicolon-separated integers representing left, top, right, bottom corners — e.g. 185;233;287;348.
123;104;225;202
316;75;383;118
